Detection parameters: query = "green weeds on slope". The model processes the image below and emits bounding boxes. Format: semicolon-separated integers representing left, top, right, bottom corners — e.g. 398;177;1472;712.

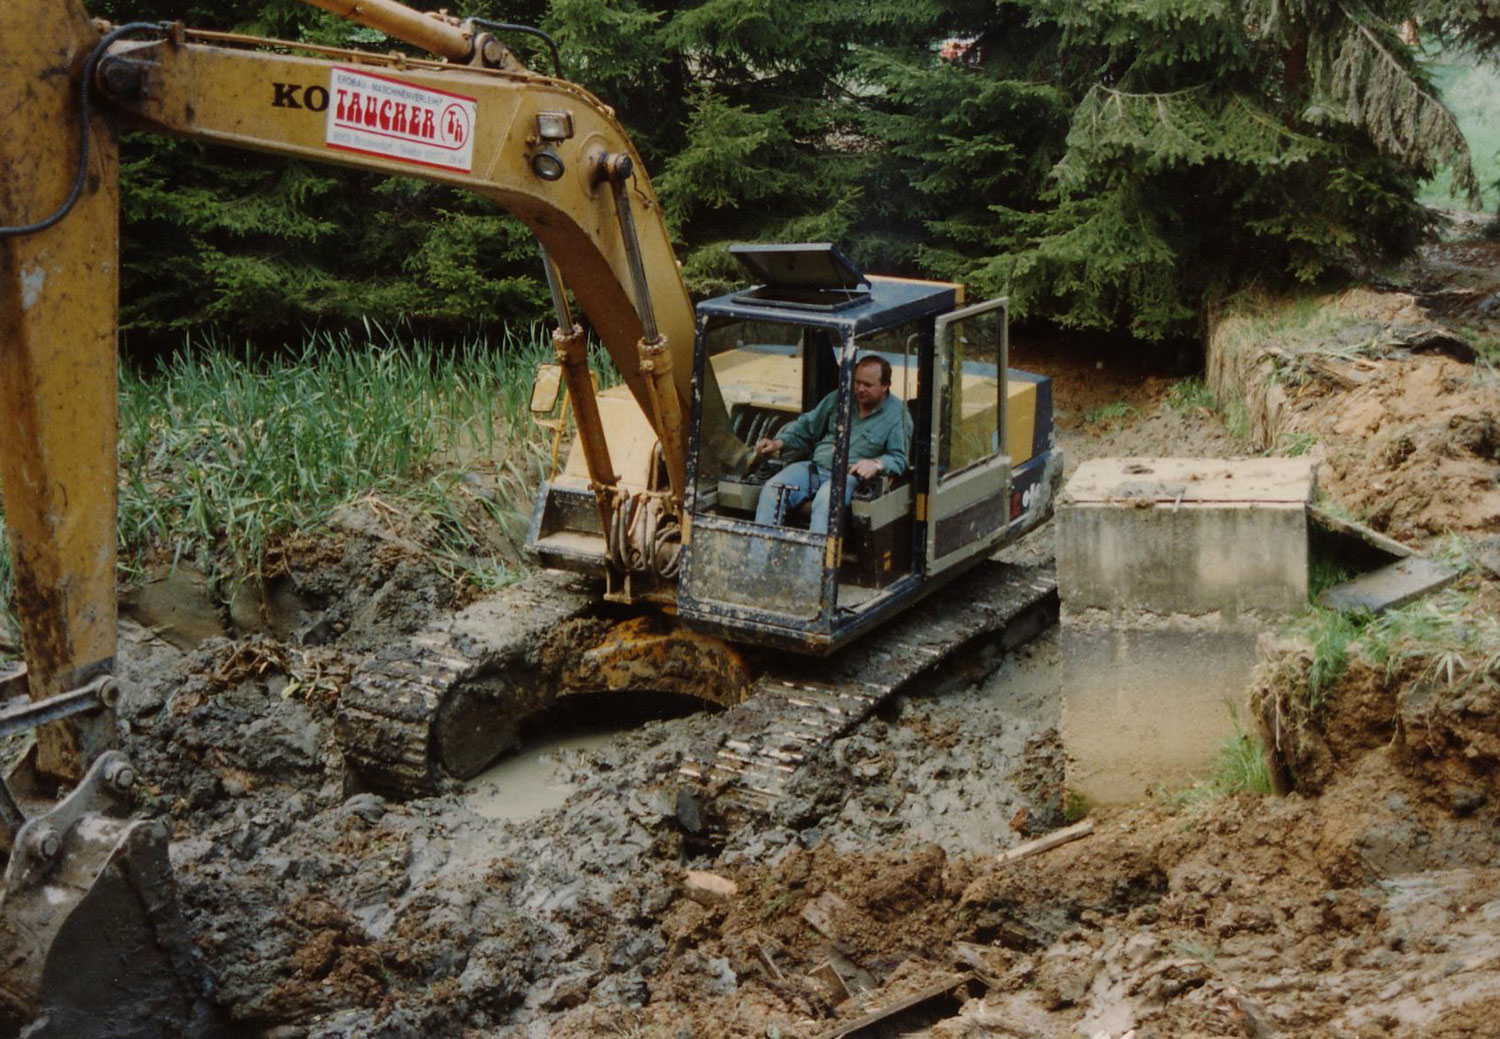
1289;577;1500;717
2;324;613;634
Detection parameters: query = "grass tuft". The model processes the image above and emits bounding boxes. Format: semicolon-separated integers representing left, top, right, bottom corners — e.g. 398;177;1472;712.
1293;607;1364;712
118;326;565;585
1276;587;1500;722
1168;708;1274;812
1224;393;1250;441
1082;399;1138;426
1166;376;1216;411
1278;430;1317;457
1358;589;1500;691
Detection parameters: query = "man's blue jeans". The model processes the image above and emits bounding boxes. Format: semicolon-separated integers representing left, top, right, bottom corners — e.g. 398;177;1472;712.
754;461;857;534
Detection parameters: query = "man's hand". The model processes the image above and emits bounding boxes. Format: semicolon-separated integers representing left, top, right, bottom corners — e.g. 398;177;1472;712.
850;458;883;482
753;437;784;458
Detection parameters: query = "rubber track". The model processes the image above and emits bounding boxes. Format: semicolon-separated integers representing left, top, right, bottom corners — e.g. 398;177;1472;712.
677;560;1058;822
335;569;597;796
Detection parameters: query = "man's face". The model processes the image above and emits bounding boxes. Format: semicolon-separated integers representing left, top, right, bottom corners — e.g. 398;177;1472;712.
854;362;888;410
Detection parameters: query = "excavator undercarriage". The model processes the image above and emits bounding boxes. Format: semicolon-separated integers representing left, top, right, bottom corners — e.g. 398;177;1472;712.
1;0;1063;1029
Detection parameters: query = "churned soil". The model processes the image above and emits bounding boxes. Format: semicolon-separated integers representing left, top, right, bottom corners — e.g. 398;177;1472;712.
11;218;1500;1039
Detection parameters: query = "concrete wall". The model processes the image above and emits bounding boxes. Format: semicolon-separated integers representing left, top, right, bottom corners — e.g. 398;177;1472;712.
1057;458;1315;805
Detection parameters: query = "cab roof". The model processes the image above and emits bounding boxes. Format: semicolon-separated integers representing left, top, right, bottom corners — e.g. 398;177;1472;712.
699;242;959;337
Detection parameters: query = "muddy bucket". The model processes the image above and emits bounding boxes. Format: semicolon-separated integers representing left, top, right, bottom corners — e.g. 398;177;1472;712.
0;752;216;1038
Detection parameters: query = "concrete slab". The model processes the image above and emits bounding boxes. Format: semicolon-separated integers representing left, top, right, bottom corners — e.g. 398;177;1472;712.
1307;503;1413;560
1317;556;1460;614
1061;617;1260;803
1061;457;1317;505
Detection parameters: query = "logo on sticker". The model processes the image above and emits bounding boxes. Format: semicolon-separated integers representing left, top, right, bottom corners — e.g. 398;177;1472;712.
326;67;477;173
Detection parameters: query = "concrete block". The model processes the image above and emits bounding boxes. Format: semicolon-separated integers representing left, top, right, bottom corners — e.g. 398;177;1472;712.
1317;556;1459;614
1057;458;1316;807
1061;612;1260;804
1058;458;1315;615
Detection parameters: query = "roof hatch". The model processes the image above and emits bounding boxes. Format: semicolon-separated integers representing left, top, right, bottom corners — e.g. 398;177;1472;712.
728;242;870;311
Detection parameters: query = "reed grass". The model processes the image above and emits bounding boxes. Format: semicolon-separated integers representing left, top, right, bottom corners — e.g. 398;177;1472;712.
1;323;620;627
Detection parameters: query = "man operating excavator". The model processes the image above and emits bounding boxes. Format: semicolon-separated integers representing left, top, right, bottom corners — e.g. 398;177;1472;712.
751;355;910;533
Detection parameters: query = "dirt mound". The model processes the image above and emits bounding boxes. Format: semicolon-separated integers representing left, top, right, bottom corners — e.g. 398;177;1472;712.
1209;284;1500;541
535;646;1500;1039
118;497;479;655
14;223;1500;1039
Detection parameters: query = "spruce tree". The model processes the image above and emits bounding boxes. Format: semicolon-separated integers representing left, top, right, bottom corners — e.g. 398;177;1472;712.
856;0;1479;340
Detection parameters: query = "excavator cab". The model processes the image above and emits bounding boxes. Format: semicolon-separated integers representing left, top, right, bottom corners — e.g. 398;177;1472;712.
675;244;1061;652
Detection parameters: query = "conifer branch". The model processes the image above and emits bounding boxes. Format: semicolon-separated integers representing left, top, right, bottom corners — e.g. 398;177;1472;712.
1330;1;1480;206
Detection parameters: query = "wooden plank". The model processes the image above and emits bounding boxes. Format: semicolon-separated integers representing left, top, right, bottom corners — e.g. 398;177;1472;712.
815;973;989;1039
1317;556;1459;615
996;819;1095;864
801;891;853;940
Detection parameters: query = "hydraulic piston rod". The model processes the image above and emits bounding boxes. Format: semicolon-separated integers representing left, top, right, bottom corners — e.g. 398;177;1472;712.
597;153;687;505
299;0;476;62
541;247;618;531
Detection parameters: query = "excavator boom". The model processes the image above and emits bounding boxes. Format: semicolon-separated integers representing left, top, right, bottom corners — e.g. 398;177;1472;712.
0;0;120;783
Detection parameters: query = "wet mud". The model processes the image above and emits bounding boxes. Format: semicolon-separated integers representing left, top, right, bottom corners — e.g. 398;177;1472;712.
10;222;1500;1038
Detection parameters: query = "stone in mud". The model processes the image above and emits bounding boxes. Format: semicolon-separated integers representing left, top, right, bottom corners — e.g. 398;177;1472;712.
456;940;529;1014
1034;938;1100;1009
243;701;323;771
609;930;666;971
535;972;594;1011
683;870;738;906
340;792;388;823
593;969;649;1007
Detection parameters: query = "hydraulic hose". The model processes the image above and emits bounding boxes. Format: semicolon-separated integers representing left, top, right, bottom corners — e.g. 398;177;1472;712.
0;22;171;238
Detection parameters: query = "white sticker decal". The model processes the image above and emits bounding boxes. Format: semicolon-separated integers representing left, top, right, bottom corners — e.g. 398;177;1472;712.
325;67;476;173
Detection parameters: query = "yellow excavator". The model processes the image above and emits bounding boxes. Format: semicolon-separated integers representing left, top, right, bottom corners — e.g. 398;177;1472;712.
0;0;1061;1031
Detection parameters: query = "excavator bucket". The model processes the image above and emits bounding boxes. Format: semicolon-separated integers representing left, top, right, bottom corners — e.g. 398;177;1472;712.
0;753;216;1038
1;2;214;1032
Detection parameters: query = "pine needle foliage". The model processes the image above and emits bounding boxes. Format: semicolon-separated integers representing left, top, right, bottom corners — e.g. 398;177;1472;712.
86;0;1498;351
852;0;1480;339
1288;1;1481;205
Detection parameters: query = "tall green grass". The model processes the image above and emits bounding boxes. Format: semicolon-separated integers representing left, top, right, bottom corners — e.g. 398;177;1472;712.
118;324;589;588
1;323;619;629
1166;376;1217;411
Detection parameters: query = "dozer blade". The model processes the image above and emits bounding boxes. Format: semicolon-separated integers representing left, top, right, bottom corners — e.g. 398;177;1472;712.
0;752;215;1038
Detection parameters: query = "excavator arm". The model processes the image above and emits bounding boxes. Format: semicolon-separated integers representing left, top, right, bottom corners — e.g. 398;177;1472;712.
104;7;734;500
0;1;737;1031
3;0;740;777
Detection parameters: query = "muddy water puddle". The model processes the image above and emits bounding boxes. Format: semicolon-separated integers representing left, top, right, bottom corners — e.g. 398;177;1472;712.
465;730;617;821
